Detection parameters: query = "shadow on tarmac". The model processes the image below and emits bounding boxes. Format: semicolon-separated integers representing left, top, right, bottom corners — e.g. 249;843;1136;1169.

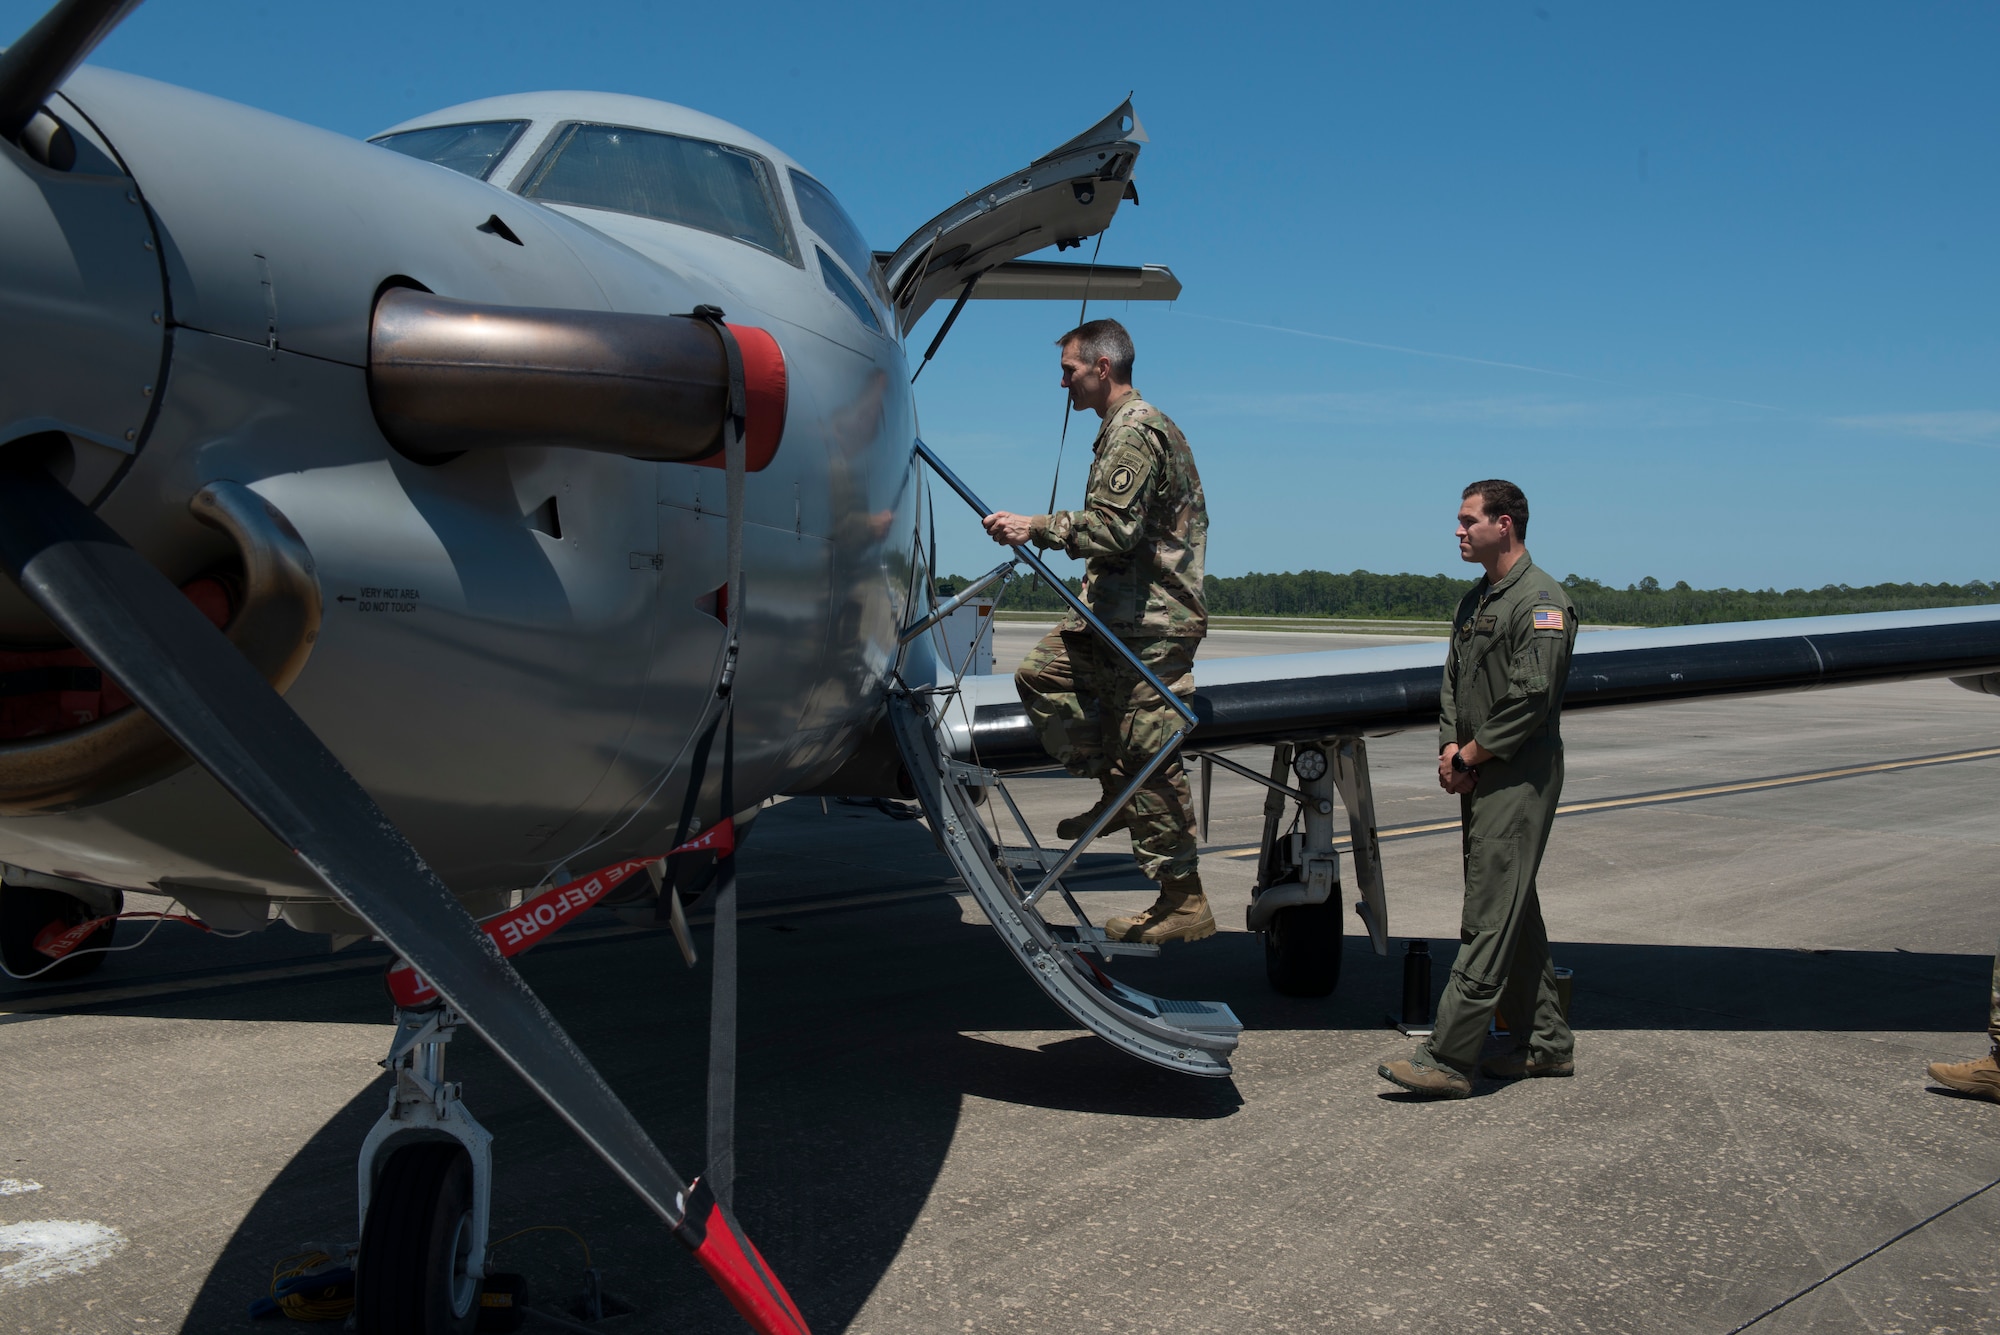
164;935;1985;1330
105;802;1987;1332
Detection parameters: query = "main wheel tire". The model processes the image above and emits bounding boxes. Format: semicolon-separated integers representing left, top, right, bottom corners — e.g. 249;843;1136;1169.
355;1142;481;1335
1263;899;1344;997
0;882;118;983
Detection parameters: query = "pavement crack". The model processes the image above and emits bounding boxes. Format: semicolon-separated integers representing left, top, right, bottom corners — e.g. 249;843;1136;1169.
1722;1173;2000;1333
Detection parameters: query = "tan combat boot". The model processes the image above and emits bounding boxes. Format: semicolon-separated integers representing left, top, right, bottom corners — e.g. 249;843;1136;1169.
1927;1047;2000;1102
1104;873;1215;945
1055;783;1129;841
1377;1057;1472;1100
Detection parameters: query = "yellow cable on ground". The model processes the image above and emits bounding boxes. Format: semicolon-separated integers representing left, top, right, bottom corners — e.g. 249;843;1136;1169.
269;1250;353;1322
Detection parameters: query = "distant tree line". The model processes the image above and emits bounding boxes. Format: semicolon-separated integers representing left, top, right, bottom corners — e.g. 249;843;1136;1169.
934;569;2000;627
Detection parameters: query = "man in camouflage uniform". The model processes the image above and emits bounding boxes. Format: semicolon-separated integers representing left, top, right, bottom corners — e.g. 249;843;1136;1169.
1925;951;2000;1101
1380;480;1579;1098
982;318;1212;945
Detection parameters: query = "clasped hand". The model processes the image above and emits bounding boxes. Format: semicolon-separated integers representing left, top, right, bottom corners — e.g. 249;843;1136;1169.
1438;743;1481;795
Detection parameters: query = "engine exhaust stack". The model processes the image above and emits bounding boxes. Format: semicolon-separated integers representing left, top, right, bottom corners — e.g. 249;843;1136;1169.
368;288;786;466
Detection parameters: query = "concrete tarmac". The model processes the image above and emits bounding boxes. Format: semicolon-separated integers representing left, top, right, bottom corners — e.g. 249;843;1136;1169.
993;619;1445;662
2;653;1998;1332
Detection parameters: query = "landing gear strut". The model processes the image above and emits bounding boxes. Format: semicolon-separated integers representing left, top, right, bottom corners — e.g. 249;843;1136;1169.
1234;736;1390;996
355;1005;493;1335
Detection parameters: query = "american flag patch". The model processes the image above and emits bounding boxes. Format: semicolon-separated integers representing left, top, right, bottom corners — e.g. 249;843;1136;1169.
1533;608;1565;631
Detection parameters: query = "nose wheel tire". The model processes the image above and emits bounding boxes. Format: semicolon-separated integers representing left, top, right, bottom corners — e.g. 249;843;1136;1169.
0;882;119;983
356;1142;481;1335
1263;899;1344;997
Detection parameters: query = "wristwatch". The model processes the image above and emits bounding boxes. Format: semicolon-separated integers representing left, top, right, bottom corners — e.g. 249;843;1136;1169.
1450;752;1472;773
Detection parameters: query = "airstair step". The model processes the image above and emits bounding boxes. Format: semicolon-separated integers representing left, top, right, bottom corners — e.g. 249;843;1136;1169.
889;693;1240;1077
1051;922;1160;959
1150;997;1242;1035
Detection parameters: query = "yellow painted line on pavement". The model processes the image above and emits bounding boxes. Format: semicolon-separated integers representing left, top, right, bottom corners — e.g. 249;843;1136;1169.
1224;743;2000;857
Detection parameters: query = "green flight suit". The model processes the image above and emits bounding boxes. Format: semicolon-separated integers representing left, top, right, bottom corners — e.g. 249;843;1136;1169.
1423;552;1579;1076
1014;388;1206;883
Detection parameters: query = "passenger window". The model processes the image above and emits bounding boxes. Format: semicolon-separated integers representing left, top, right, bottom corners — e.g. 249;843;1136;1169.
517;124;797;262
817;247;881;335
370;120;529;180
790;170;884;302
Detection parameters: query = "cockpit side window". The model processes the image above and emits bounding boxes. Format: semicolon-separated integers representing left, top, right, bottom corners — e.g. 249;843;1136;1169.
369;120;529;181
516;123;798;264
790;170;886;303
816;247;881;335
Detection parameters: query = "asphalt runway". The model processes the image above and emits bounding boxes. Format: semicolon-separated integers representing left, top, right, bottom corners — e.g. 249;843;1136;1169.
988;615;1622;667
993;619;1445;662
3;656;1999;1332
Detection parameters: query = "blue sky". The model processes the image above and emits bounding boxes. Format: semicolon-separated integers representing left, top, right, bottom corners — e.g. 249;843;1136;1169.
45;1;1999;589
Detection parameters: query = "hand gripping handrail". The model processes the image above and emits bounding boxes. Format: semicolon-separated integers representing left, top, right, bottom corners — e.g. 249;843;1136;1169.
913;439;1195;906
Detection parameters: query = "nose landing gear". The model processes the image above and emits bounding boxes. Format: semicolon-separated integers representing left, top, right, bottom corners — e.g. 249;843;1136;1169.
355;1005;494;1335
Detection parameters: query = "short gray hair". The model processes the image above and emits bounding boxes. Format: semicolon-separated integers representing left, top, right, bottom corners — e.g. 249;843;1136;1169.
1056;317;1134;382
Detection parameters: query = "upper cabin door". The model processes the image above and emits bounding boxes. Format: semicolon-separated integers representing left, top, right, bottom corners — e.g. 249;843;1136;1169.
880;99;1147;335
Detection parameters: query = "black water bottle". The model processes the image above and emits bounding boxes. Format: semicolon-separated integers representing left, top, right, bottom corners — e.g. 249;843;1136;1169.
1401;940;1432;1026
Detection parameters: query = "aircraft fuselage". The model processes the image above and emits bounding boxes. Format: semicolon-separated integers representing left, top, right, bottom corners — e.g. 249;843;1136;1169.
0;71;921;928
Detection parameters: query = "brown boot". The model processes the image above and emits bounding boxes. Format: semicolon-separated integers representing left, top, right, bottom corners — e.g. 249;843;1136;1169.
1377;1057;1472;1100
1055;785;1129;841
1104;873;1215;945
1927;1048;2000;1102
1480;1049;1576;1080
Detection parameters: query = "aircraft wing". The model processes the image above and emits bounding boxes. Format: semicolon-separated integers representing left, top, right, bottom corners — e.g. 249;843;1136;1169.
944;604;2000;771
882;99;1149;333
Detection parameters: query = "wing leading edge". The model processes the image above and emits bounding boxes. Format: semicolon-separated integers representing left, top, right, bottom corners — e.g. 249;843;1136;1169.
947;605;2000;771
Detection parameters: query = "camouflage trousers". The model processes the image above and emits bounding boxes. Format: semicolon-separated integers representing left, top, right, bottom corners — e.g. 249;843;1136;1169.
1013;627;1200;882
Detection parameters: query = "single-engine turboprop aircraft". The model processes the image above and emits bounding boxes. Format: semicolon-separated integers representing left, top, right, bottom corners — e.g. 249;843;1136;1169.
7;2;2000;1331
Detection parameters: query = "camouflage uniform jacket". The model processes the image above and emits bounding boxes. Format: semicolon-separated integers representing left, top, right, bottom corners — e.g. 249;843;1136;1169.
1437;553;1579;764
1029;389;1208;639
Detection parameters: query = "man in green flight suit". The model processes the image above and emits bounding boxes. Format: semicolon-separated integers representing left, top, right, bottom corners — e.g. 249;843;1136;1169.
1380;480;1579;1098
981;318;1212;945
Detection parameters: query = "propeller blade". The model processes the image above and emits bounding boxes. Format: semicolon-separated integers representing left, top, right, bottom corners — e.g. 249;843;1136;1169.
0;0;143;141
0;471;807;1332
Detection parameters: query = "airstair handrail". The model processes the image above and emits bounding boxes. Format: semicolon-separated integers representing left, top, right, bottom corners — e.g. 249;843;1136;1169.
912;438;1197;727
914;438;1200;908
899;556;1017;647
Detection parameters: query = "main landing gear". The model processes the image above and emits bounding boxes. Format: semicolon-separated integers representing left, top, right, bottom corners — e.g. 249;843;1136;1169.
1222;736;1389;997
355;1005;494;1335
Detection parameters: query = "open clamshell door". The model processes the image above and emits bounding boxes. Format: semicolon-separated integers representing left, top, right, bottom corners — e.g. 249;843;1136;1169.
882;98;1147;335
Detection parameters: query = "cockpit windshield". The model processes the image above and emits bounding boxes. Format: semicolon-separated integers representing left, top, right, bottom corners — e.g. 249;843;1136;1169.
790;170;883;301
516;123;797;263
370;120;528;181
